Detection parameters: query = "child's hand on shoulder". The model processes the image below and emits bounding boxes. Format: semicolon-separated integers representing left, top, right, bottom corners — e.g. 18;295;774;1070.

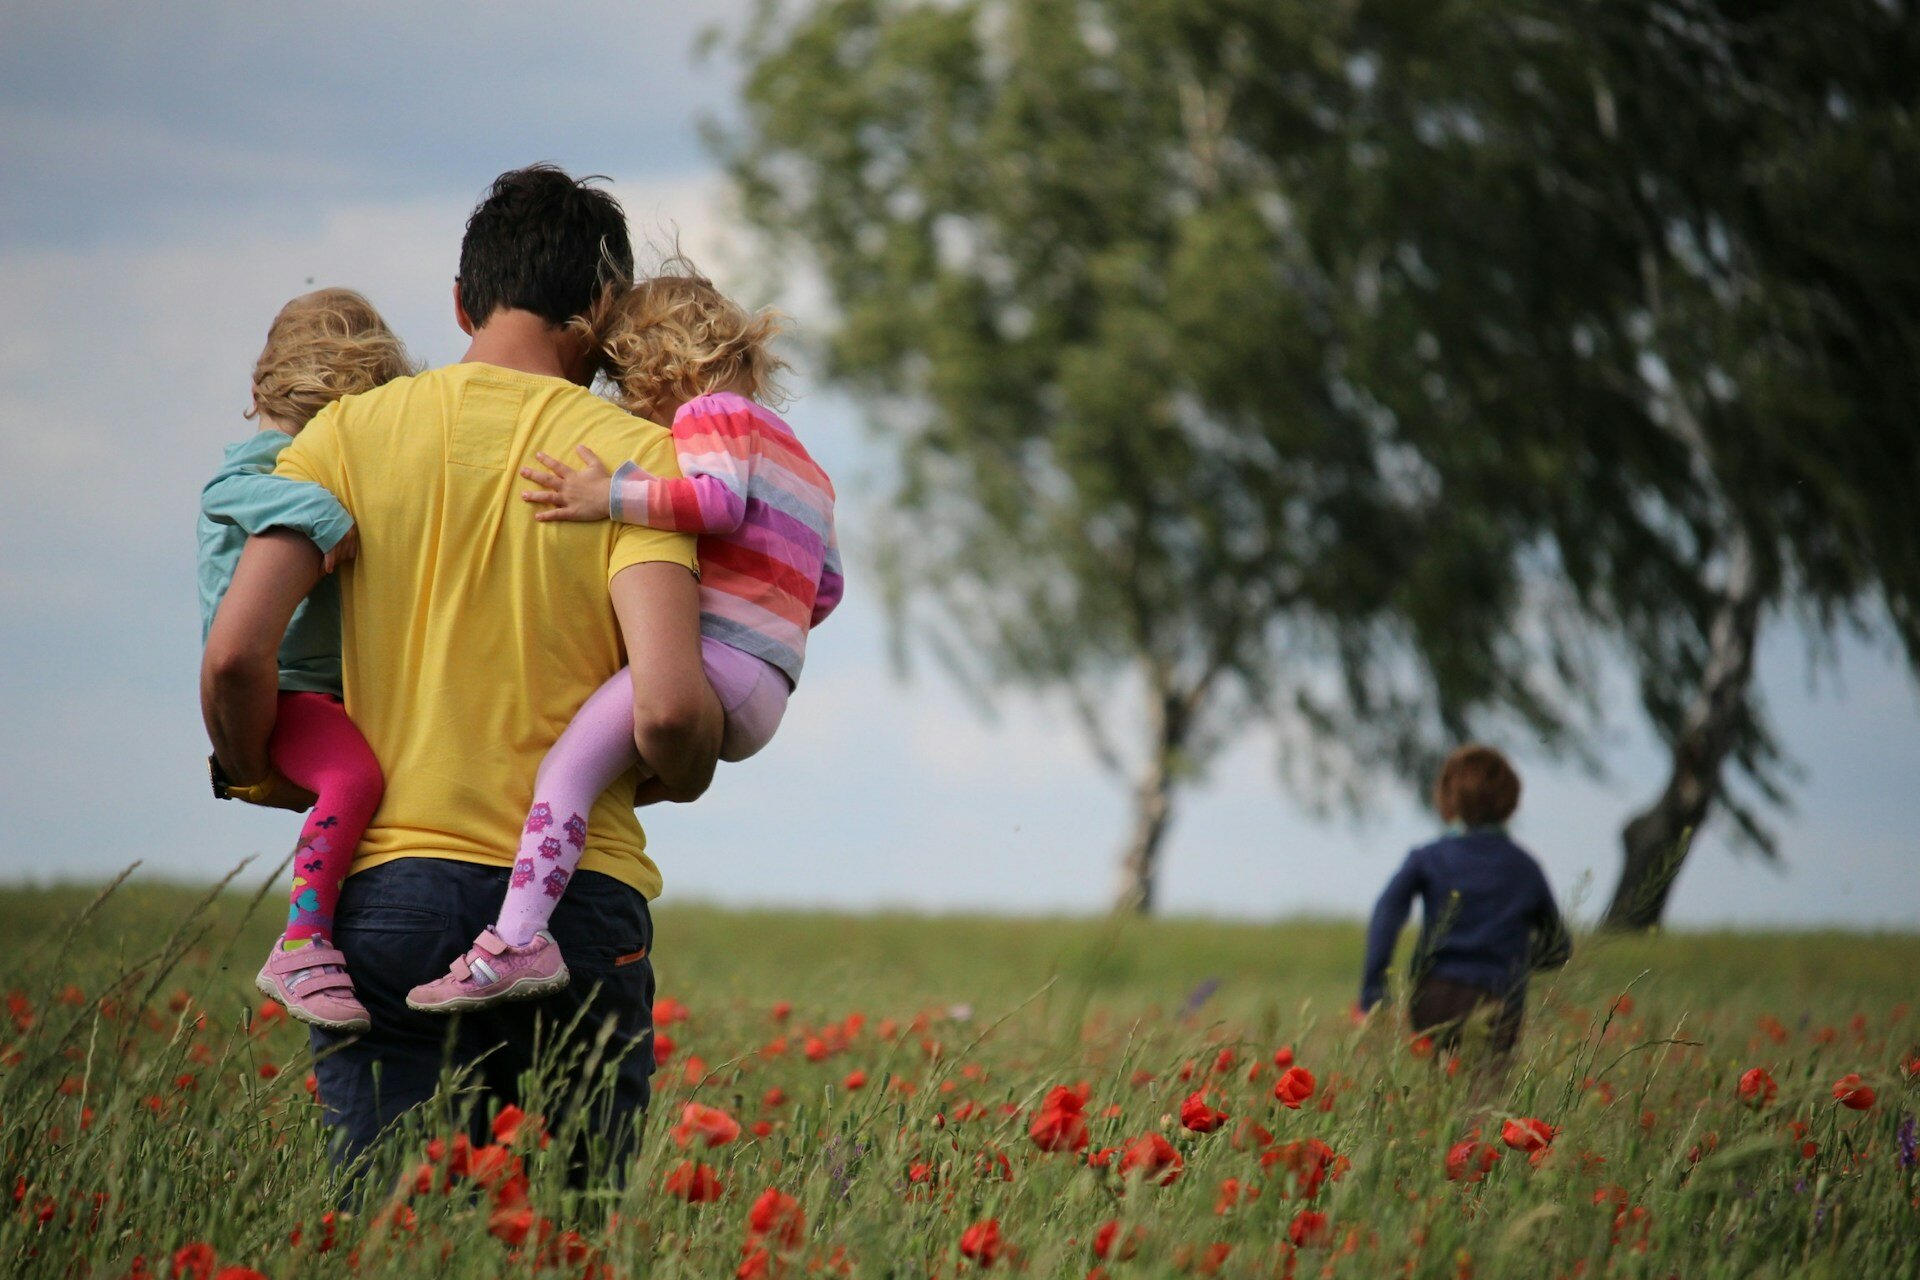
521;446;615;522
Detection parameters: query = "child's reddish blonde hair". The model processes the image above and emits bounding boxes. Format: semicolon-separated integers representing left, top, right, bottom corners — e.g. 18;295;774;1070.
1433;745;1522;828
581;257;788;419
249;288;414;429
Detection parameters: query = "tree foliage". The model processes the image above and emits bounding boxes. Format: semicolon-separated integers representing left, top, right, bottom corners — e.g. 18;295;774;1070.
719;0;1920;915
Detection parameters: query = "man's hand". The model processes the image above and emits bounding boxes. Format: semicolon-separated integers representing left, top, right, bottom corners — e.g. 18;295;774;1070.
521;446;617;522
203;530;324;785
320;525;359;575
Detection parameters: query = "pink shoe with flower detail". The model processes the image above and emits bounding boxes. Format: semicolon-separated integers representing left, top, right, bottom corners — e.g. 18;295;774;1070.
406;927;569;1013
255;935;371;1033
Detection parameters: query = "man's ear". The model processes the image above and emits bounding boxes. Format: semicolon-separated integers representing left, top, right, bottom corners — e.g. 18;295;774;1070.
453;279;475;335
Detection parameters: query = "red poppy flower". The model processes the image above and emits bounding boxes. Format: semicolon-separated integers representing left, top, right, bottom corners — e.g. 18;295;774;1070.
1179;1091;1228;1134
672;1103;743;1149
492;1104;549;1148
1093;1220;1144;1261
1272;1046;1295;1069
1118;1133;1184;1186
1273;1067;1316;1109
1736;1068;1777;1108
959;1218;1003;1268
664;1160;724;1203
488;1202;535;1246
211;1269;267;1280
466;1143;521;1190
843;1069;868;1090
1029;1084;1091;1153
1445;1140;1502;1183
1214;1177;1243;1213
1288;1210;1332;1247
1263;1138;1349;1198
1500;1118;1556;1153
655;995;689;1025
748;1187;805;1250
171;1244;217;1280
1832;1073;1876;1110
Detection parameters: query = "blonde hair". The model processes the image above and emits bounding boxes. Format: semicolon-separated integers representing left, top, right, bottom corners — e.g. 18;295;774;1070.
580;258;788;417
249;288;415;428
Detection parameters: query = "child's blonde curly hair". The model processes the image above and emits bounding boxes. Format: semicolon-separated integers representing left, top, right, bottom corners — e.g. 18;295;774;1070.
249;288;415;429
581;257;788;419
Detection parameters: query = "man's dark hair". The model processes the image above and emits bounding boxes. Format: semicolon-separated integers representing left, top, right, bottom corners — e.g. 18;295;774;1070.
457;164;634;328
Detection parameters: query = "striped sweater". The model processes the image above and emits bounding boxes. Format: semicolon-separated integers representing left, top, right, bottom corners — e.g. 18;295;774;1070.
609;391;842;685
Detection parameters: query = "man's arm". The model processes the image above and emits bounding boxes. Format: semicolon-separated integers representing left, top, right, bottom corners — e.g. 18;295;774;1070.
609;561;722;800
201;530;324;800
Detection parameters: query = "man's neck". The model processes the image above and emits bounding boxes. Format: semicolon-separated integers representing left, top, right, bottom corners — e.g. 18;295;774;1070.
460;309;586;384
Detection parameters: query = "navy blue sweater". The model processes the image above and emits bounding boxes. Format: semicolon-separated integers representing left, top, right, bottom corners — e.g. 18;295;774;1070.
1359;829;1571;1010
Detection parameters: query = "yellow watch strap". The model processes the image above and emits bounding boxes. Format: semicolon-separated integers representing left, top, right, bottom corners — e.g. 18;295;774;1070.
226;772;282;804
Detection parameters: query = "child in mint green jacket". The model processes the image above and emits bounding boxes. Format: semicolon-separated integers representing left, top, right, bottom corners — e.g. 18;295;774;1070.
197;288;414;1031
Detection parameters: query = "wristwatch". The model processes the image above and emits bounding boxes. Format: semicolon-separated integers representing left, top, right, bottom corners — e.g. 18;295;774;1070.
209;754;280;804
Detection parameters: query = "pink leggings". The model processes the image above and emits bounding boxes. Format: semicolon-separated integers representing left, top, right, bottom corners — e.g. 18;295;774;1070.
493;640;788;945
267;691;383;943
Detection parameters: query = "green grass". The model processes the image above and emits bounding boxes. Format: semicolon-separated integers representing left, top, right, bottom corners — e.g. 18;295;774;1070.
3;875;1917;1278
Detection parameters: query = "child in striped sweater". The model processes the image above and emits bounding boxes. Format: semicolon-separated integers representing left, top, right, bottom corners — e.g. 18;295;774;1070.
407;266;841;1011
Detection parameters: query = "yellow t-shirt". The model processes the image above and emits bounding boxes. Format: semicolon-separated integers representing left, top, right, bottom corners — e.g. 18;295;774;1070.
275;362;696;898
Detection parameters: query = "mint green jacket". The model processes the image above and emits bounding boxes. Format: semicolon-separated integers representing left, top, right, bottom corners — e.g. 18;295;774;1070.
196;429;354;696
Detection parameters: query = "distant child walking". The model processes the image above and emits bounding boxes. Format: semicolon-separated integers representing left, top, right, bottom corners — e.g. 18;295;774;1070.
1358;745;1571;1057
199;289;414;1032
406;264;843;1011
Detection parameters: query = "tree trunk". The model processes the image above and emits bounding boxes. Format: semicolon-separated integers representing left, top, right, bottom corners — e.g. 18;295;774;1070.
1112;687;1186;915
1603;529;1764;930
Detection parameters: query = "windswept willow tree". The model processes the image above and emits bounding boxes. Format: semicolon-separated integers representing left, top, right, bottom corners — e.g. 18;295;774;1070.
719;0;1590;911
719;0;1920;917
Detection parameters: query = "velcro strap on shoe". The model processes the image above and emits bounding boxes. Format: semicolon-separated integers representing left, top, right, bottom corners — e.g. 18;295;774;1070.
269;944;348;976
284;966;357;997
476;929;509;957
450;957;473;981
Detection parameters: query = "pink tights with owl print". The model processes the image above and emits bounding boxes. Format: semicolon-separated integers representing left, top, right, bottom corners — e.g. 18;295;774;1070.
495;640;791;947
493;671;642;947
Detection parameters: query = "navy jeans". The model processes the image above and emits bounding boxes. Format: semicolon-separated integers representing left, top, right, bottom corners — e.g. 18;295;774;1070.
310;859;655;1170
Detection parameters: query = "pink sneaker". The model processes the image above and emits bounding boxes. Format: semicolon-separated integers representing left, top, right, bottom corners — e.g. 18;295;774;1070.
406;928;570;1013
255;936;371;1033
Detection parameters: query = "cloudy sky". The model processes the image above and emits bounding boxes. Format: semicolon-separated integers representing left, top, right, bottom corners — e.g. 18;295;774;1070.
2;2;1917;929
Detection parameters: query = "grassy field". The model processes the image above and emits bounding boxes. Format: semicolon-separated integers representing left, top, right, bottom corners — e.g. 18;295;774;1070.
2;875;1917;1278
